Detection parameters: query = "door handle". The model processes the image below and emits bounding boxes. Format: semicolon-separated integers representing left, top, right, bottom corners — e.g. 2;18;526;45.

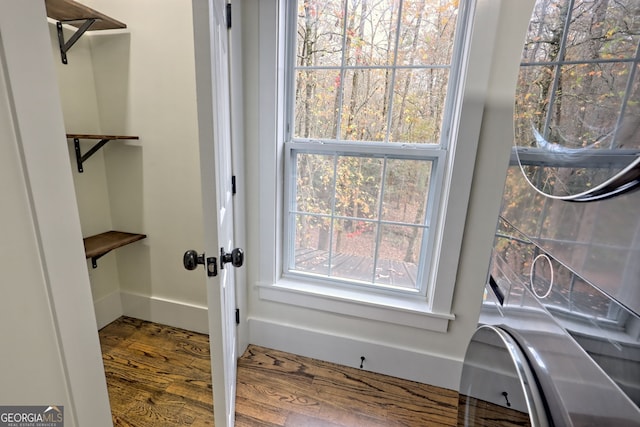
183;250;217;277
220;247;244;269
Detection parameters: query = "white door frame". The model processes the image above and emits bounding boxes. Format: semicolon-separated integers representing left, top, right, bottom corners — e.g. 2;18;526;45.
0;1;112;426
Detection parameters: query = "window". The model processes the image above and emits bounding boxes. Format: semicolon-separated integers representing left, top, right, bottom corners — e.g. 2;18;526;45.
512;0;640;200
255;0;524;331
282;0;469;296
501;0;640;311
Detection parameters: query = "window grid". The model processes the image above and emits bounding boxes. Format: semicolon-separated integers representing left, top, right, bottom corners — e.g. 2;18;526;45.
292;0;457;145
286;143;442;292
520;0;640;149
289;160;433;285
285;0;465;294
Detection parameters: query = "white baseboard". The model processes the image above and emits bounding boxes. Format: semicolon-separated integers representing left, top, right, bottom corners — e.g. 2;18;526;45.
248;317;462;391
99;291;210;334
94;294;462;390
93;291;124;329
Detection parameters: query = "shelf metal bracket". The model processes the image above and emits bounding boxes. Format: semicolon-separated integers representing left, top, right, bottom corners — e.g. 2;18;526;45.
56;19;97;64
91;253;106;269
73;137;112;173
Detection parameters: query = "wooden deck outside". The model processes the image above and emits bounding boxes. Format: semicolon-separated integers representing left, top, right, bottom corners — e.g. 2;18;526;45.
295;248;418;289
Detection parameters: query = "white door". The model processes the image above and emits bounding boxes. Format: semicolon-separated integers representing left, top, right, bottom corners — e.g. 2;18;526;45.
191;0;241;426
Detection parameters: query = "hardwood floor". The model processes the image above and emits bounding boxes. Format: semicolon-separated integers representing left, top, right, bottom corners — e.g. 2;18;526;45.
99;317;459;426
100;316;213;426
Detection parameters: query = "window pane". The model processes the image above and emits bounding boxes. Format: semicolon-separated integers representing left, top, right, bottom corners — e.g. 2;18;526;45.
514;65;554;131
519;0;640;63
331;218;377;282
382;159;432;225
344;0;399;67
522;0;569;64
294;69;341;139
397;0;458;67
390;68;449;143
517;0;640;63
296;0;345;67
340;68;390;141
296;152;335;214
565;0;640;62
335;155;383;218
375;224;421;289
294;214;331;276
547;63;630;146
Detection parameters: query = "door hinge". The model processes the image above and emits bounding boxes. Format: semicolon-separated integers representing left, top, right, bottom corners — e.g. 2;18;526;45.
232;175;236;195
235;308;240;325
226;3;232;29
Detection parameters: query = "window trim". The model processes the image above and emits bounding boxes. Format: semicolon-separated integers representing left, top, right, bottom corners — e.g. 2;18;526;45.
259;277;455;332
255;0;503;332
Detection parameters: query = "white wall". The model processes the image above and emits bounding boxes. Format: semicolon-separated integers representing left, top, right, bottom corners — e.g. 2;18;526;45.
52;0;208;331
50;24;122;307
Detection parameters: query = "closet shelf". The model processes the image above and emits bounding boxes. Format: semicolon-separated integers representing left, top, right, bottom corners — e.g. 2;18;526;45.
45;0;127;64
84;231;146;268
67;134;139;173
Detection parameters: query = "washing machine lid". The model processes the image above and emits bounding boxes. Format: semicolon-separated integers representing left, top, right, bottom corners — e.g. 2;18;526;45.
458;325;549;427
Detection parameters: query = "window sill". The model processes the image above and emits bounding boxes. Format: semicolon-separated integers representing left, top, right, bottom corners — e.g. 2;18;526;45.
258;278;455;332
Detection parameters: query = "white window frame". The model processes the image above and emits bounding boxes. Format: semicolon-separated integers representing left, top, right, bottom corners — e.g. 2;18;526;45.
256;0;503;332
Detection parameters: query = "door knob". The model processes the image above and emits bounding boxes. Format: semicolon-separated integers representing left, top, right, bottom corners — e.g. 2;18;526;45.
183;250;204;270
220;247;244;268
183;250;217;276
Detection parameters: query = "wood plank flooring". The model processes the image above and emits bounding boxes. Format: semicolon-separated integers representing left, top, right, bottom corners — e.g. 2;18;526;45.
99;316;213;426
99;316;459;426
456;396;531;427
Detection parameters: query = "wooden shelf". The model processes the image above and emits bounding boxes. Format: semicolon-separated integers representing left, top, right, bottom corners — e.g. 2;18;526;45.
84;231;146;268
67;134;139;140
45;0;126;31
67;134;139;173
45;0;128;64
